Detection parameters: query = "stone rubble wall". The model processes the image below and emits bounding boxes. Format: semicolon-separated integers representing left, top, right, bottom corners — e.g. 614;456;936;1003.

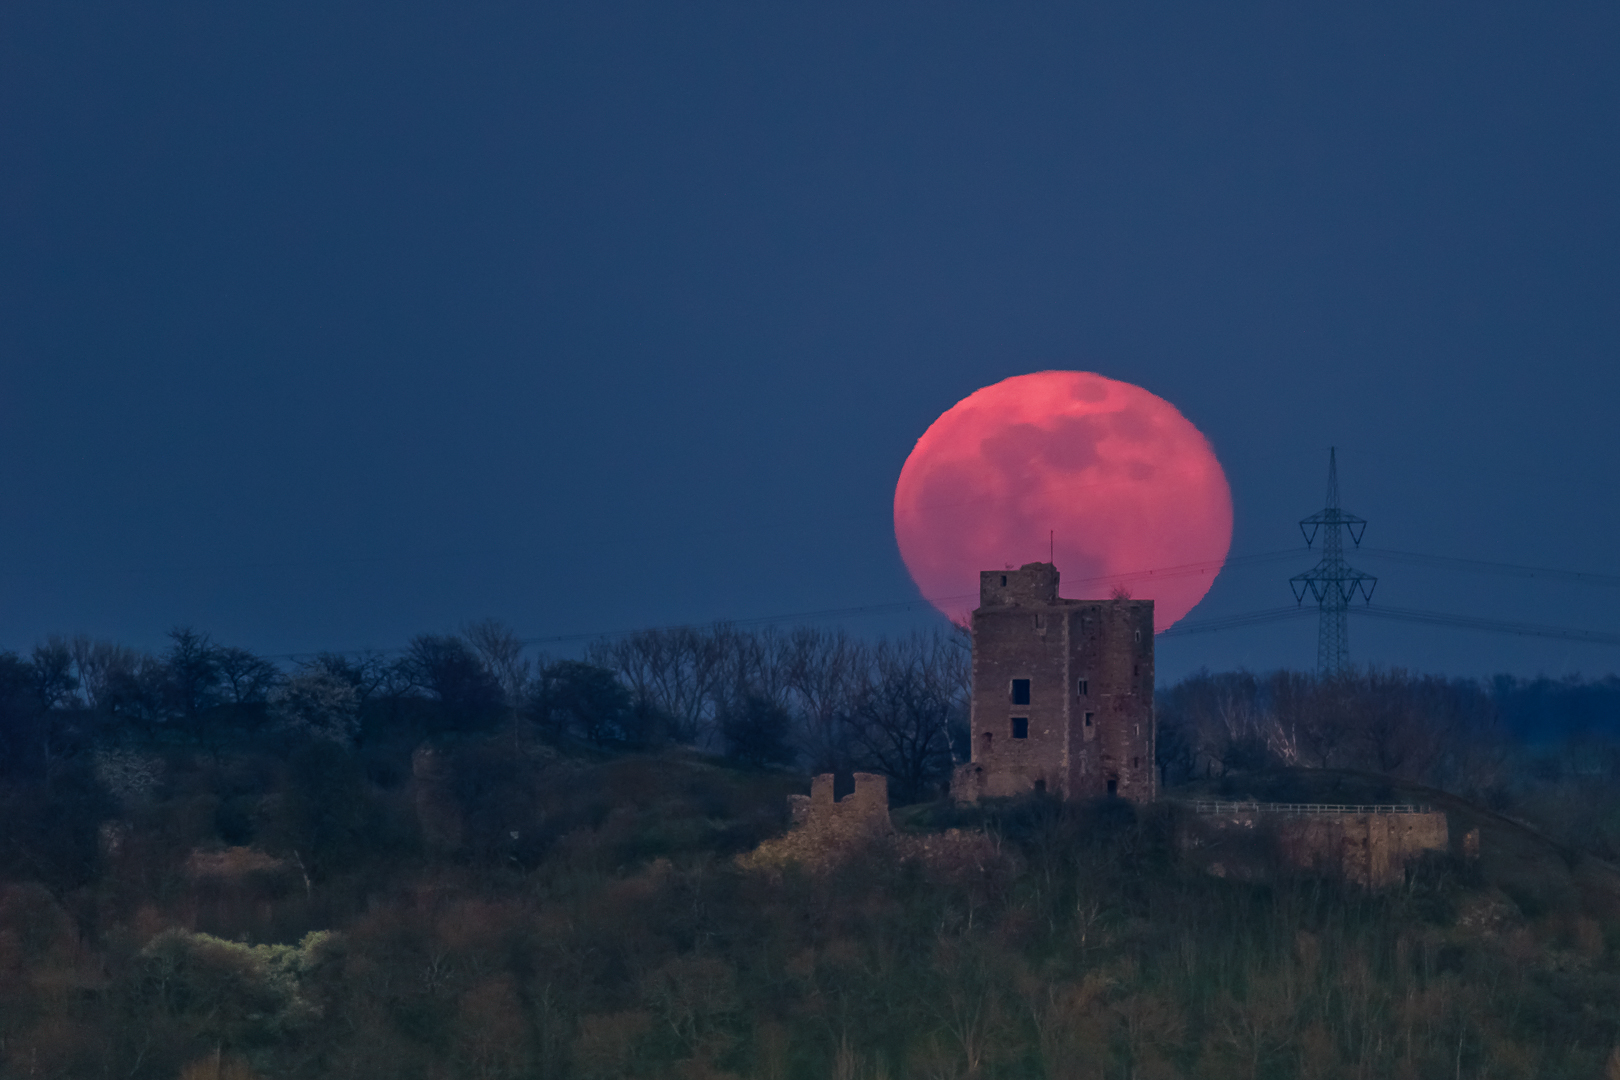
786;772;893;839
1189;808;1450;888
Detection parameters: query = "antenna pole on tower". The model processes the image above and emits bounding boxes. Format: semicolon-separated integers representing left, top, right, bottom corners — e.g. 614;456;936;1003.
1289;448;1377;676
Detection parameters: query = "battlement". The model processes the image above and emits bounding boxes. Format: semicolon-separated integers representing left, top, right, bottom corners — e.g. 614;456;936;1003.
979;562;1060;608
788;772;892;837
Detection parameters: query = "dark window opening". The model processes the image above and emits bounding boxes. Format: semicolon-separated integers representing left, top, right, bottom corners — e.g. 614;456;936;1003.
1084;711;1094;728
1076;678;1089;696
1132;756;1139;769
1034;779;1047;793
1011;717;1029;739
1133;664;1139;677
1106;778;1118;796
1000;574;1008;586
1011;679;1030;705
980;731;993;752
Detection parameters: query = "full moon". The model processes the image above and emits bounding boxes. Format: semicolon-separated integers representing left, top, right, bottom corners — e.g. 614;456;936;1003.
894;371;1233;630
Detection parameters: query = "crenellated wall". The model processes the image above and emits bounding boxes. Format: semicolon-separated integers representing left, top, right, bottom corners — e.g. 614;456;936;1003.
787;772;893;840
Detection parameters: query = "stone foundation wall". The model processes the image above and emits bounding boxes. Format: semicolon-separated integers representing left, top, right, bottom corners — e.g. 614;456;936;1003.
1187;807;1450;888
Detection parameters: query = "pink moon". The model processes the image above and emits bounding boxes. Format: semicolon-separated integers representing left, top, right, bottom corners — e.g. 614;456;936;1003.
893;371;1233;629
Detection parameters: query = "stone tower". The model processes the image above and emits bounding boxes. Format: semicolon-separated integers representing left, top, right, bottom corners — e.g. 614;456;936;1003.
952;562;1156;804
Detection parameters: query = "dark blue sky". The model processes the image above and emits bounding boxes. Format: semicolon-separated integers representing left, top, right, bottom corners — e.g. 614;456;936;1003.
2;2;1617;679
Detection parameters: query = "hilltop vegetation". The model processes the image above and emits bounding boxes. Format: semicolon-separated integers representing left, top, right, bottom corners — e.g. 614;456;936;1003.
0;624;1618;1078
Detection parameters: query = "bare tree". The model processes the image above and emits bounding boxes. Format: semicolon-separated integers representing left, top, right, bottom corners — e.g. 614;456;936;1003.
588;626;730;744
29;636;79;710
399;635;503;729
216;647;282;706
716;625;794;715
462;619;532;710
785;628;865;773
68;635;142;713
845;633;964;803
1274;670;1347;770
165;627;223;732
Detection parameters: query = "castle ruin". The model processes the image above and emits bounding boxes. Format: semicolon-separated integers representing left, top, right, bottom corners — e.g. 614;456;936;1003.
1183;801;1451;889
788;772;894;840
952;562;1156;804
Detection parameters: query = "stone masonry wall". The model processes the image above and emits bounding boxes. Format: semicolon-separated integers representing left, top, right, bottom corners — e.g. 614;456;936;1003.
787;772;893;843
1191;809;1450;888
957;562;1154;804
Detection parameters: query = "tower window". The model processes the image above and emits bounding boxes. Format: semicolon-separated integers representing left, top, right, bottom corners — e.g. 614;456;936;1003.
1134;630;1142;643
1133;757;1139;769
1084;712;1094;728
1001;574;1007;586
1076;678;1089;696
1011;679;1030;705
1107;778;1118;796
1011;717;1029;739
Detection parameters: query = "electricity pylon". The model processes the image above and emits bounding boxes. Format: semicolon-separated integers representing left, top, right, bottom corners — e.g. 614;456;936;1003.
1290;448;1376;676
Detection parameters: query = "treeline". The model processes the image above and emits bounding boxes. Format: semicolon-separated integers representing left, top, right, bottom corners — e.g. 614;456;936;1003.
0;624;1619;1077
1;622;969;802
8;625;1620;819
1159;667;1620;860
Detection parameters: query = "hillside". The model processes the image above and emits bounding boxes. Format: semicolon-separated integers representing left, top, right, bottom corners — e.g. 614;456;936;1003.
3;736;1620;1079
1171;767;1620;925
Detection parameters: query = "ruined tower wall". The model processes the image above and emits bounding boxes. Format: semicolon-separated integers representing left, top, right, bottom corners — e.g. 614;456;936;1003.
966;588;1072;798
954;562;1155;805
1065;600;1155;802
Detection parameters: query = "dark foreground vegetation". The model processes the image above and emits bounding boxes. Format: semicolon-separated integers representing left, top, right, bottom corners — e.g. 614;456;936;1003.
1;623;1619;1078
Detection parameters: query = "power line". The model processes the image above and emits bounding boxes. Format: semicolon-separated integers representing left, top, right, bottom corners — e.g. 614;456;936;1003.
231;548;1620;662
1358;548;1620;588
1160;606;1315;637
259;553;1300;659
1160;603;1620;649
516;553;1300;650
1354;605;1620;647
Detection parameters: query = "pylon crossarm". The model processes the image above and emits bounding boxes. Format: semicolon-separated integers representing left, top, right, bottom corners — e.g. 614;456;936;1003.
1291;448;1369;676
